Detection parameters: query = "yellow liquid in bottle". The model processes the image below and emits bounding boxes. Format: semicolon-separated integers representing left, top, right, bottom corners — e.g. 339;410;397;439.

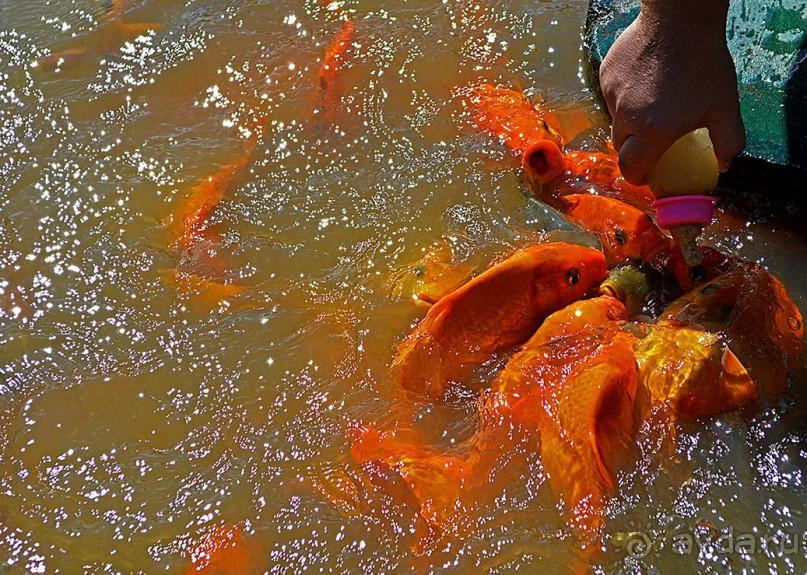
648;128;719;198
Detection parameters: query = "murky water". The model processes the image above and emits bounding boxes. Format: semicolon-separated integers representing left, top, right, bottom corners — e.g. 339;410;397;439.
1;1;806;573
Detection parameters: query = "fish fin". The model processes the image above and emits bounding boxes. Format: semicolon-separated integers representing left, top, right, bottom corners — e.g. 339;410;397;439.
389;333;448;399
34;47;88;71
349;425;468;530
718;347;758;411
186;525;265;574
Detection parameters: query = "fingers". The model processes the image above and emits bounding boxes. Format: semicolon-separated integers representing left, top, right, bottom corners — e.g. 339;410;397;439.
617;134;675;186
706;107;746;172
610;117;630;152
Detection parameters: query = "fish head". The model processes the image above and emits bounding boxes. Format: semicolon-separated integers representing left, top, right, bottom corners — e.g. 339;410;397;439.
562;194;670;266
599;265;653;317
660;269;805;398
537;243;608;306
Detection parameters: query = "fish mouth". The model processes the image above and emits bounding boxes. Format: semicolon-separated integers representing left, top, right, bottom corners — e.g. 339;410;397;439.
521;139;566;186
599;265;652;316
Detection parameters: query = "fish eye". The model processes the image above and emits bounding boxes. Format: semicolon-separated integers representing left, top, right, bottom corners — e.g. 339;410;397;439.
700;284;717;295
690;267;706;283
788;317;802;331
567;268;581;286
613;227;627;246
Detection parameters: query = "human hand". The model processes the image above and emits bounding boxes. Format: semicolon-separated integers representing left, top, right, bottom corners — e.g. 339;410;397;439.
599;3;746;186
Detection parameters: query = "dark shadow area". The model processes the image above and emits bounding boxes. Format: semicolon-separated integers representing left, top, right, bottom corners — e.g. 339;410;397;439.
784;26;807;175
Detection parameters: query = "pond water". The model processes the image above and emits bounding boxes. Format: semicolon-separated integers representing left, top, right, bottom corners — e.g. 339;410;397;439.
1;1;806;573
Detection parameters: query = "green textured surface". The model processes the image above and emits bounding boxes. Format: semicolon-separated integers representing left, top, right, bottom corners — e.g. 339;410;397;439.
585;0;807;172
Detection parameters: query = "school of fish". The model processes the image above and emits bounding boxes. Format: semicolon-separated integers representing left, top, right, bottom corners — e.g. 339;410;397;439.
32;4;806;571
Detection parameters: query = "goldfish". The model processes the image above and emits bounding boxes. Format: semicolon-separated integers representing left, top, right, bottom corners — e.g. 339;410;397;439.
634;324;756;418
314;18;355;117
389;242;607;399
562;148;655;211
185;525;265;574
658;268;805;404
162;125;262;308
463;83;567;192
561;194;671;267
388;241;475;306
353;294;639;544
348;263;771;548
34;2;162;72
165;133;259;252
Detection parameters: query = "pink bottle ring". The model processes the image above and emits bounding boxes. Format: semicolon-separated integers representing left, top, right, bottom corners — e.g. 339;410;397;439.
652;195;716;229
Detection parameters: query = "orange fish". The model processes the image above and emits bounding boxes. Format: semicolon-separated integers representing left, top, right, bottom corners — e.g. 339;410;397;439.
481;298;639;537
561;194;671;266
314;19;355;116
354;294;639;544
166;134;260;252
658;268;805;404
35;4;163;72
185;525;265;574
634;324;756;418
464;83;567;192
163;125;262;307
349;262;765;546
389;241;475;306
561;148;655;211
389;242;607;399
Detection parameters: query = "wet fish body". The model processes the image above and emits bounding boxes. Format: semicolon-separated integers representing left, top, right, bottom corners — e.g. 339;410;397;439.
389;242;607;399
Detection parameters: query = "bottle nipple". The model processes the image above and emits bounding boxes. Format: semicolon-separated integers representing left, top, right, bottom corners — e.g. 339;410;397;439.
648;128;720;266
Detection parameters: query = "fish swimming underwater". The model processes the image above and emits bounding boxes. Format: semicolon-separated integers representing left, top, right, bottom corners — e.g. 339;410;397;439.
313;18;355;121
184;525;265;574
162;125;263;309
561;194;671;267
34;1;162;71
389;242;607;399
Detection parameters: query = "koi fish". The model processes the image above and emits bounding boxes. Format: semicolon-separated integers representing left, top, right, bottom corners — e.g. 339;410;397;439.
348;264;766;547
634;324;756;418
34;2;162;72
463;83;567;192
389;242;607;399
162;125;262;308
389;241;475;305
185;525;265;574
658;268;805;404
562;148;655;211
561;194;671;267
314;18;355;117
353;295;639;544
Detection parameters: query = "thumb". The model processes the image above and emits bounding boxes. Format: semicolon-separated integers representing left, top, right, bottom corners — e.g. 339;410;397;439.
617;134;675;186
706;107;746;172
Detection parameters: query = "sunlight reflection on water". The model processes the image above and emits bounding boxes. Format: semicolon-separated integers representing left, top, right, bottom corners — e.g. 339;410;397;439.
0;1;805;573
